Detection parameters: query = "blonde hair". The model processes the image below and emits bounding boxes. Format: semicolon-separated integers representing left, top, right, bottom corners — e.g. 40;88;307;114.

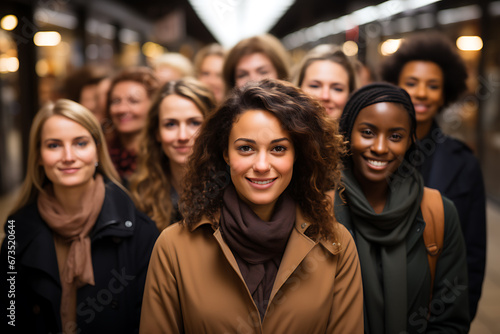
193;43;226;77
129;78;216;231
153;52;194;78
11;99;123;214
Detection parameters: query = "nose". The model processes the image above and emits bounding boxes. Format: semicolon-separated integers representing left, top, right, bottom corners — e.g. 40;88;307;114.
415;82;427;99
62;145;76;163
371;135;388;155
253;152;271;173
178;123;189;141
320;86;330;101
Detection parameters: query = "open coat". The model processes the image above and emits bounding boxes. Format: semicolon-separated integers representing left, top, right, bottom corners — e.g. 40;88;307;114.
139;206;364;334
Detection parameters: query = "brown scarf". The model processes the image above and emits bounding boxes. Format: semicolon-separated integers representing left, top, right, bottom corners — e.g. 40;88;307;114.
219;184;295;320
37;174;105;333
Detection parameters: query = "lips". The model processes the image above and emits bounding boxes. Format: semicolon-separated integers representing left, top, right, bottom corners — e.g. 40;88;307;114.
174;146;192;153
413;103;428;113
248;178;276;185
58;168;80;174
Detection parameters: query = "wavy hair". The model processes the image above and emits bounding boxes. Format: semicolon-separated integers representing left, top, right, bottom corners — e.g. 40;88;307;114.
11;99;122;215
129;78;216;231
180;79;346;241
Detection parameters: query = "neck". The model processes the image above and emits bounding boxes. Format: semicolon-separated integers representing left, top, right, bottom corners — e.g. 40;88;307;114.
416;119;433;140
358;178;389;214
169;160;187;193
52;178;96;215
118;132;141;152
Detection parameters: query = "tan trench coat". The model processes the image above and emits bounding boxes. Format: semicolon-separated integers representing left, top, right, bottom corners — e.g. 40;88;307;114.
139;207;363;333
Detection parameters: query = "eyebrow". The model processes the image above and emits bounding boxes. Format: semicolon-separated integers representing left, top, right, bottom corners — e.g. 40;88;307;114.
43;135;91;143
405;75;442;83
233;137;290;144
358;122;408;132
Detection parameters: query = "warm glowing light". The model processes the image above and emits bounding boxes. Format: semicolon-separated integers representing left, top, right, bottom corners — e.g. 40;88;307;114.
342;41;359;56
142;42;165;58
0;57;19;73
380;39;402;56
1;15;18;31
456;36;483;51
34;31;61;46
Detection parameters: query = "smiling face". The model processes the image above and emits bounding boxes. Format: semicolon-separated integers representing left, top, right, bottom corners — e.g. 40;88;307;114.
224;109;295;220
157;94;204;169
350;102;412;190
109;81;151;135
398;61;444;129
301;60;350;120
235;52;278;88
40;115;98;192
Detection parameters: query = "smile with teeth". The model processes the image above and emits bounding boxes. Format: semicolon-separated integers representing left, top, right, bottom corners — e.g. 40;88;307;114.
248;178;276;185
367;159;388;167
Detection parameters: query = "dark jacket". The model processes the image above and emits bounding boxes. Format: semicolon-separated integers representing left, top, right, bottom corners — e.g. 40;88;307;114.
1;180;159;334
335;192;470;333
417;122;486;319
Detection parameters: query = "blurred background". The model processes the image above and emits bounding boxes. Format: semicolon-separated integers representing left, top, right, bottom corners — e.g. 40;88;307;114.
0;0;498;332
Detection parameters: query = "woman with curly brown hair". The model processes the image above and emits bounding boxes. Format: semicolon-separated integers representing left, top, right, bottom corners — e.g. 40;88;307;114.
104;67;160;185
129;78;216;231
381;33;486;320
139;79;363;333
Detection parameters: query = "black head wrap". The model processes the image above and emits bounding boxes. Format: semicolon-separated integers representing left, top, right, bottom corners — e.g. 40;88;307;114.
339;82;417;164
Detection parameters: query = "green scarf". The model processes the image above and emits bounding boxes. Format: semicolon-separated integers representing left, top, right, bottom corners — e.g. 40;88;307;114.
342;168;424;334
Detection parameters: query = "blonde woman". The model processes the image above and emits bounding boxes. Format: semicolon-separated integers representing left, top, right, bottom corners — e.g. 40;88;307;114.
130;78;216;231
1;99;159;333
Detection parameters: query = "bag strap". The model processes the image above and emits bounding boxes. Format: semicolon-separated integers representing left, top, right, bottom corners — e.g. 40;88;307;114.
420;187;445;303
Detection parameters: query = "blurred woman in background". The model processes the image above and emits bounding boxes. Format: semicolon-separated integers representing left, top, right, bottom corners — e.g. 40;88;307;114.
194;43;226;104
1;99;158;334
105;67;160;185
222;34;291;92
130;78;216;231
294;44;357;120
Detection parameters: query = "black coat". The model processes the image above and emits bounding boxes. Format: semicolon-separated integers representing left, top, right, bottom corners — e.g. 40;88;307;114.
417;122;486;319
1;180;159;333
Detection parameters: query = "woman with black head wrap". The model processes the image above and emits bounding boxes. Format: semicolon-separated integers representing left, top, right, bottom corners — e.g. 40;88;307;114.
335;82;469;333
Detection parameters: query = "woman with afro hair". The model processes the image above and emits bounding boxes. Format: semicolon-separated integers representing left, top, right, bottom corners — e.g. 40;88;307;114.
381;32;486;320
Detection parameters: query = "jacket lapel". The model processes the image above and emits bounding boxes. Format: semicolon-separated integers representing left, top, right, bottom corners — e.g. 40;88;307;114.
269;207;316;303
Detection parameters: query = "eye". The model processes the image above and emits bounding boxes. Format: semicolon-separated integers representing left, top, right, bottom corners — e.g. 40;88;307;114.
190;120;203;127
272;145;287;153
403;81;416;88
47;142;60;149
237;145;253;153
236;72;247;79
75;140;89;147
390;133;403;141
110;98;120;105
307;84;320;89
428;84;441;90
333;87;345;93
257;69;269;75
162;121;176;128
360;129;374;137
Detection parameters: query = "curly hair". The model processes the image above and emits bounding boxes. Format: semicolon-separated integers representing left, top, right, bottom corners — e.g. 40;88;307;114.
222;34;291;91
129;78;216;231
380;33;468;107
180;79;346;241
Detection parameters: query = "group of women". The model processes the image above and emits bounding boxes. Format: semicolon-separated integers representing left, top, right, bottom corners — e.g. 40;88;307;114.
1;30;485;334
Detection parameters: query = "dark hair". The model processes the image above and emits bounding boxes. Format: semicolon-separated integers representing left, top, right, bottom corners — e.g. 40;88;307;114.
180;79;346;241
380;33;468;107
339;82;417;164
